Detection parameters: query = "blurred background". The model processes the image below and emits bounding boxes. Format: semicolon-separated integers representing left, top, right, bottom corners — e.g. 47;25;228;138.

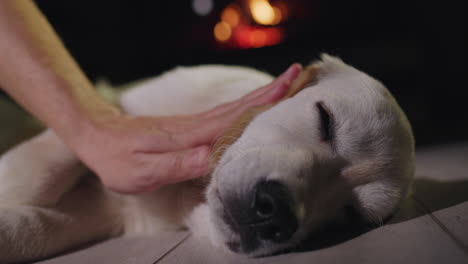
1;0;466;147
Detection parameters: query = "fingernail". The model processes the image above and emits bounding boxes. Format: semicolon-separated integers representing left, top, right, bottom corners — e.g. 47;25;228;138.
283;63;302;79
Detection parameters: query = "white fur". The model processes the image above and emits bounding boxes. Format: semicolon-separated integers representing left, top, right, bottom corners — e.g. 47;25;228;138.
0;55;414;262
120;65;273;116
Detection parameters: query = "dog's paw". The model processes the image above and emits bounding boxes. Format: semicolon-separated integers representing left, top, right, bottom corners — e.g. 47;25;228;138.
185;204;225;248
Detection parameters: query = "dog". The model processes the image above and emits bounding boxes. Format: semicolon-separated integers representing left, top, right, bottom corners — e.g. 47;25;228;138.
0;54;414;263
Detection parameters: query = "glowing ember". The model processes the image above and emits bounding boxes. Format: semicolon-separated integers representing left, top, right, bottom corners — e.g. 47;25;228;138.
221;5;241;28
249;29;268;48
233;26;283;49
214;21;232;42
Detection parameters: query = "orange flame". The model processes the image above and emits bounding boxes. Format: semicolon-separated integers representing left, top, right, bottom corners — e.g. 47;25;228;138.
248;0;282;25
214;1;286;48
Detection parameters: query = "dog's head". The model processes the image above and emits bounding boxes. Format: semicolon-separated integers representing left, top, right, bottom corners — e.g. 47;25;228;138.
205;55;415;256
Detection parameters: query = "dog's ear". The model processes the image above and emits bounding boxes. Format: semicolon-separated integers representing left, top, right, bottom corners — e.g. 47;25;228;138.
284;65;319;98
209;65;320;168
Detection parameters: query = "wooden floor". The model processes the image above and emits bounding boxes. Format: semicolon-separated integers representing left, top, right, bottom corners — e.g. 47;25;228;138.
33;143;468;264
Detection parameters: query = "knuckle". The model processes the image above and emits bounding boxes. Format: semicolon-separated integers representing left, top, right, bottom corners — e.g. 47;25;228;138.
132;168;160;190
168;154;185;177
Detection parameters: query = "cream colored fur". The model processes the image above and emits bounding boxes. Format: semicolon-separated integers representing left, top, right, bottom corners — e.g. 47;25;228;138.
0;55;414;262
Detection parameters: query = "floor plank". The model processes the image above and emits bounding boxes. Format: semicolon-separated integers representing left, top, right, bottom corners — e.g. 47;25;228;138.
35;232;189;264
430;202;468;253
413;143;468;254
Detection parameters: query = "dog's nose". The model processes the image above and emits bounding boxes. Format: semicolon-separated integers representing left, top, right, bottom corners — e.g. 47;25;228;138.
223;180;298;247
251;181;298;242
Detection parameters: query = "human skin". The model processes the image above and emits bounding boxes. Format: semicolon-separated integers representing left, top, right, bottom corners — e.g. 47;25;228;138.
0;0;301;194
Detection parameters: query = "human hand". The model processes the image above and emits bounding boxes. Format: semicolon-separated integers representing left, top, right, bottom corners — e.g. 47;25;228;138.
73;64;302;194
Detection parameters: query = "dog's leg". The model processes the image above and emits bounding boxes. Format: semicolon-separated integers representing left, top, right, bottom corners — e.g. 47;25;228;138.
0;130;121;263
0;178;121;263
0;129;85;206
351;181;403;225
343;160;412;225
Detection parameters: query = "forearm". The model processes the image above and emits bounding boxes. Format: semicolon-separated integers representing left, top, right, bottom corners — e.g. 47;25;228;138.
0;1;119;145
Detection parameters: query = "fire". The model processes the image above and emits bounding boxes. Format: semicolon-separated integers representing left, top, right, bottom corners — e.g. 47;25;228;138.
249;0;281;25
213;1;286;49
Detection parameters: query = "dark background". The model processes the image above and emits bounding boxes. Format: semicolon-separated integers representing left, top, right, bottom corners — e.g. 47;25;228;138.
4;0;467;146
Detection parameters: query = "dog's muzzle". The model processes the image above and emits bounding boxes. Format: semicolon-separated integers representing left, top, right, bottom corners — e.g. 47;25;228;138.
221;180;298;253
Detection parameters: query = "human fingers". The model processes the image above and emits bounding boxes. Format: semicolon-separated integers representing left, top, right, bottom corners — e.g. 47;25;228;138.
136;145;211;193
158;63;301;130
166;76;296;148
242;63;302;101
200;63;302;119
148;64;302;150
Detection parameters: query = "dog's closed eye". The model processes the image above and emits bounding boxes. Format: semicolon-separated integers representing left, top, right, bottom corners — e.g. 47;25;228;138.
316;101;334;142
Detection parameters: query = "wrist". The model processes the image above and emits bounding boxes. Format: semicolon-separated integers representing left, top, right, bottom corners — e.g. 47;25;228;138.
51;84;123;152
